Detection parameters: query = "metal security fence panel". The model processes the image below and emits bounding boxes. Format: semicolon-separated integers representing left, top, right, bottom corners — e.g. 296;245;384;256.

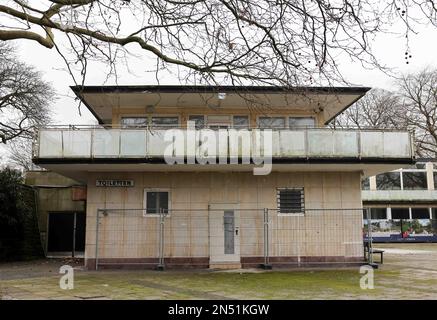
94;208;368;270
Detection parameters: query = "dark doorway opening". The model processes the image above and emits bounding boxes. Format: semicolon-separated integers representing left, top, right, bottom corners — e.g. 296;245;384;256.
47;211;86;257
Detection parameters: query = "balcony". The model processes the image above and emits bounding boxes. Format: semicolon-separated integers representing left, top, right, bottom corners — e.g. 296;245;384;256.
33;126;414;163
362;190;437;203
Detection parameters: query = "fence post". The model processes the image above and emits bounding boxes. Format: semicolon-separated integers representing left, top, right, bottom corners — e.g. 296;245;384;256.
157;208;165;270
95;209;101;271
261;208;272;269
366;208;374;265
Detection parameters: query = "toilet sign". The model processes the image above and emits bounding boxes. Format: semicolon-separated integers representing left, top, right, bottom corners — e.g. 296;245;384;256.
96;180;134;187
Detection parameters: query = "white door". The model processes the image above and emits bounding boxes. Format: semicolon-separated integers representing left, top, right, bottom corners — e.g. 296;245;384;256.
209;203;240;265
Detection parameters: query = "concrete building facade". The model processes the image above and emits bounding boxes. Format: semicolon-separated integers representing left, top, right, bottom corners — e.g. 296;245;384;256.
32;85;415;269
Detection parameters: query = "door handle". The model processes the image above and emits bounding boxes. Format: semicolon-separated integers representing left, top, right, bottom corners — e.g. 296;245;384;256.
235;227;239;236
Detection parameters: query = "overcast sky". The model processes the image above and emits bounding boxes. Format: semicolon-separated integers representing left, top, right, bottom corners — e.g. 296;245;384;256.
8;16;437;127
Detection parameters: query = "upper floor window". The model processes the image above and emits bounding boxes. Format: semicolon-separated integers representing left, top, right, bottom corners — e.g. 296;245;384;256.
188;115;205;129
258;117;286;129
233;116;249;129
289;117;315;128
121;117;148;127
402;172;427;190
151;116;179;128
121;116;179;128
277;188;304;214
376;172;401;190
361;178;370;190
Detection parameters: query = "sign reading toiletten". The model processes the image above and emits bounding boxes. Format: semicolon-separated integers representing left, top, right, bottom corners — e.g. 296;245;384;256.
96;180;134;187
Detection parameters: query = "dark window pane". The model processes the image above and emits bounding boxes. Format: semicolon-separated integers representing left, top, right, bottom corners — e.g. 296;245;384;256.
146;192;158;214
277;188;304;213
121;117;148;127
188;115;205;129
376;172;401;190
434;172;437;189
158;192;169;213
289;117;315;128
361;178;370;190
370;208;387;219
146;191;169;214
411;208;430;219
402;172;427;190
233;116;249;129
432;208;437;220
391;208;409;219
151;117;179;128
259;117;285;129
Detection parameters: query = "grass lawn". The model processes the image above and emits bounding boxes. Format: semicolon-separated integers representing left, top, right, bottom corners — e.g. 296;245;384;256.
1;243;437;300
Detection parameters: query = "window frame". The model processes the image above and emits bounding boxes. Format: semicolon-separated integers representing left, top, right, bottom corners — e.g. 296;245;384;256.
401;171;428;190
143;188;171;217
256;115;317;129
276;187;305;216
232;115;250;129
120;115;181;128
188;115;206;129
120;116;148;128
288;117;316;128
150;116;180;129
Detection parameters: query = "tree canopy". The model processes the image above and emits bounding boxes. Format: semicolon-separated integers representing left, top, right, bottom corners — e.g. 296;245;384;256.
0;1;435;86
0;42;54;144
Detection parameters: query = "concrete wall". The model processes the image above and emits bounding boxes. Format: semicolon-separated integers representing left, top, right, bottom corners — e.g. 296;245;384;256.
25;171;86;253
85;171;364;267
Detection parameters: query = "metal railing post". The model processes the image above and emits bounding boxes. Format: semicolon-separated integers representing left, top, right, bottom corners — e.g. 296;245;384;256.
262;208;272;269
95;209;101;271
157;208;165;270
366;208;373;265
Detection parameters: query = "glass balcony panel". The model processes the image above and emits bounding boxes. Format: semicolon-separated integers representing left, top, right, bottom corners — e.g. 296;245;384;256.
278;130;305;157
93;129;120;157
383;132;411;157
62;130;91;157
333;131;358;156
307;130;334;156
120;130;146;156
360;131;383;157
147;130;169;158
39;130;63;157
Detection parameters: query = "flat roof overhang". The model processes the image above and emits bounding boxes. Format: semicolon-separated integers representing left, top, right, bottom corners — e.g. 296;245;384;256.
34;159;414;184
70;85;370;125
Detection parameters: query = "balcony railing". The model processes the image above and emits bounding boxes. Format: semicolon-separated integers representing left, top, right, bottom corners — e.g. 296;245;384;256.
33;125;415;161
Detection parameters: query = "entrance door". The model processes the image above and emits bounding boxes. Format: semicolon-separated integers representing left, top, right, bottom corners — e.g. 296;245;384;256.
209;203;240;266
47;211;86;257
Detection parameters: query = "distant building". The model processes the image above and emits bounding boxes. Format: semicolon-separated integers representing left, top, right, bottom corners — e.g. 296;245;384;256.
362;160;437;242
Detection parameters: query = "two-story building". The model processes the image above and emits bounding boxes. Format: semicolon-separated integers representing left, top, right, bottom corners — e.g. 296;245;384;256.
32;85;415;269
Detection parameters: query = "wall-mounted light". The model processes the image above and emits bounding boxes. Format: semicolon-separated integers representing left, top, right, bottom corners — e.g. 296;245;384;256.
218;92;226;100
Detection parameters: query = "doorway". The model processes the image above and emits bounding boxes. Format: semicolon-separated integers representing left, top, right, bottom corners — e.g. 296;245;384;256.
209;203;240;267
47;211;86;257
